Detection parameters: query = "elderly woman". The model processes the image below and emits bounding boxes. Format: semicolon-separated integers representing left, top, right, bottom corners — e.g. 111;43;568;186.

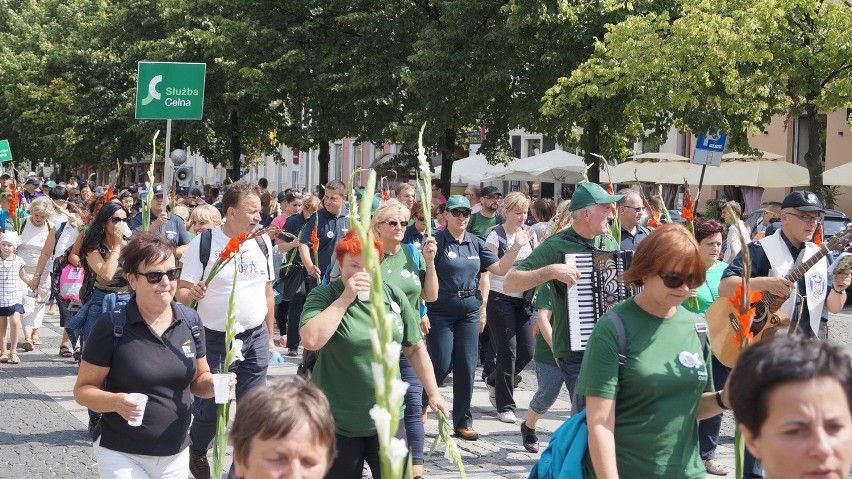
729;335;852;479
187;204;222;237
372;200;438;478
18;197;56;351
426;194;530;440
73;233;219;478
577;224;730;478
483;192;537;424
299;230;448;478
230;377;336;479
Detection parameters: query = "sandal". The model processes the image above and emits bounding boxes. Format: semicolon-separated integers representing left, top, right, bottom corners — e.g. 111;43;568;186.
0;352;8;363
22;340;33;352
705;460;729;476
73;346;81;362
32;335;42;345
9;353;20;364
59;345;73;358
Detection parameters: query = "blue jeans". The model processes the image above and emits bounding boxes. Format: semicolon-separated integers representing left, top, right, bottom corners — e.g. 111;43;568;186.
529;361;567;415
423;295;480;430
699;356;731;460
399;353;424;465
556;354;583;412
189;324;269;456
66;289;131;350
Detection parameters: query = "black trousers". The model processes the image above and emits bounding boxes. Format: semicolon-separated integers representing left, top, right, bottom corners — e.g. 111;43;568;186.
485;291;534;412
325;426;406;479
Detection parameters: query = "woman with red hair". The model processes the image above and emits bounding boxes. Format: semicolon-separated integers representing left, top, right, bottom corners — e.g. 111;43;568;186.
299;230;448;479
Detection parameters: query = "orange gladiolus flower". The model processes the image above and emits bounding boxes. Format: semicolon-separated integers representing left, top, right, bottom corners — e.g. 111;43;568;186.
813;224;822;246
219;233;248;260
103;186;114;203
681;196;694;222
8;184;18;220
726;285;761;347
647;205;660;228
382;191;389;201
310;226;320;252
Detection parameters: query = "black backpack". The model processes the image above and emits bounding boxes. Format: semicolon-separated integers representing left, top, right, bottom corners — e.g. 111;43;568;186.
197;229;271;280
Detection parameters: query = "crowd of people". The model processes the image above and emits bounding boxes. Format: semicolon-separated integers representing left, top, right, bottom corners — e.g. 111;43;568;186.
1;171;851;479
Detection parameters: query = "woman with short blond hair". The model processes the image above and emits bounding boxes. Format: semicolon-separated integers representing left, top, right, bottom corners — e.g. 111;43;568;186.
19;197;56;350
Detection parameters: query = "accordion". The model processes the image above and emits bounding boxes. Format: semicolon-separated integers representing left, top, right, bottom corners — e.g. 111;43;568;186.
565;251;638;352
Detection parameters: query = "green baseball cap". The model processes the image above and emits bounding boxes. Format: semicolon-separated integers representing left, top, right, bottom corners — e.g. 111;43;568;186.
445;195;471;210
569;182;623;212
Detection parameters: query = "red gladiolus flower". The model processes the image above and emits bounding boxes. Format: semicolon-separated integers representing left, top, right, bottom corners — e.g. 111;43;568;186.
727;285;761;347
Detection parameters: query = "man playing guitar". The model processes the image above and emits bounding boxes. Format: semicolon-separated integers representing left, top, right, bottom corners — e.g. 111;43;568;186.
719;191;849;340
717;190;850;479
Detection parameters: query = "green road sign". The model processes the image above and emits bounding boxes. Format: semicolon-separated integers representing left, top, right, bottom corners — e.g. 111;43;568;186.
135;62;206;120
0;140;12;163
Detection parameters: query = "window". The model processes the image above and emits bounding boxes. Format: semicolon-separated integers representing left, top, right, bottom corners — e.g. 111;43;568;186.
793;114;827;166
524;138;542;158
332;143;343;180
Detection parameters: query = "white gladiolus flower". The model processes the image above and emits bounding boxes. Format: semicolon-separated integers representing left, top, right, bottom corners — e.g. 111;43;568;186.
371;362;385;392
388;437;408;473
231;322;245;335
389;379;409;408
369;405;392;446
231;338;245;362
384;341;402;369
369;329;381;355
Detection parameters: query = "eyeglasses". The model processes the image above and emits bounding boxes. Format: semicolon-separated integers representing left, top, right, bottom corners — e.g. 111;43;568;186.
620;206;643;213
137;268;182;284
416;217;425;222
110;216;130;224
785;212;822;224
450;209;472;218
658;272;698;289
384;220;406;228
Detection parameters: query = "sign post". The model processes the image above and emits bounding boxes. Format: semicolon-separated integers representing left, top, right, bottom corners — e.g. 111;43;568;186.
0;140;12;163
135;62;206;200
692;132;728;206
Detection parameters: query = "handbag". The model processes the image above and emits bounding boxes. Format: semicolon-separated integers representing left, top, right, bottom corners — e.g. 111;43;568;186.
281;263;306;301
58;263;87;301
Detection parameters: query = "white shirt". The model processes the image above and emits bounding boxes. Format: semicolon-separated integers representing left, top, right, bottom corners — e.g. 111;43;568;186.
724;220;751;264
51;212;80;262
180;227;274;331
485;227;533;297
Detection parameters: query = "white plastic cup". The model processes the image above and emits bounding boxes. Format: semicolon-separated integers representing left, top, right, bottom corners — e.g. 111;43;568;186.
126;393;149;427
357;291;370;301
212;373;231;404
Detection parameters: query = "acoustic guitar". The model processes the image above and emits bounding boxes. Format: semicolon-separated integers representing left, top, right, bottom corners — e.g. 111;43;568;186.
707;225;852;368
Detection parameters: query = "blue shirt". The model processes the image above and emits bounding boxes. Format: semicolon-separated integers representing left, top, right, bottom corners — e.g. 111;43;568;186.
430;228;499;295
299;208;349;273
402;224;428;249
132;212;190;247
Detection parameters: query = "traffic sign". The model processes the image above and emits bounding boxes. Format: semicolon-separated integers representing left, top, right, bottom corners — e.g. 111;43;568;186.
0;140;12;163
693;132;727;166
135;62;206;120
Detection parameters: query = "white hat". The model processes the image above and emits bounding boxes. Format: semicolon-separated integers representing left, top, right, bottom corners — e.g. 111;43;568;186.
0;230;21;247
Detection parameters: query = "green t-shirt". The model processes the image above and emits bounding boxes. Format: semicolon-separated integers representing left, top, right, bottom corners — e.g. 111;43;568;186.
576;298;713;479
533;283;555;364
300;280;422;437
380;244;426;316
683;260;726;316
466;211;499;237
515;227;619;359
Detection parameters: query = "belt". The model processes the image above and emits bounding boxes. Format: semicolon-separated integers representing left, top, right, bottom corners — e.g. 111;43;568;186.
205;324;263;339
439;289;478;298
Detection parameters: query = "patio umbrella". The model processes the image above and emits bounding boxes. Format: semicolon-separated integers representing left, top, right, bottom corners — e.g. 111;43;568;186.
484;149;588;183
721;149;783;161
696;155;810;188
433;154;513;184
822;162;852;186
600;152;695;184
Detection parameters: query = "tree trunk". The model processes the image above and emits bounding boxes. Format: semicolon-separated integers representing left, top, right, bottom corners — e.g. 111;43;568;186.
317;141;330;199
229;106;241;184
803;103;825;203
583;117;602;183
440;129;455;198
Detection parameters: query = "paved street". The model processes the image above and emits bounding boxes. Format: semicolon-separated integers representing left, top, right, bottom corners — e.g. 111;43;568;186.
2;307;852;478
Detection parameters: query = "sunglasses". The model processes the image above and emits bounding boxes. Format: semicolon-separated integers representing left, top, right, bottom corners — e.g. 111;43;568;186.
416;217;425;222
110;216;130;224
137;268;182;284
658;272;697;289
384;220;406;228
450;209;472;218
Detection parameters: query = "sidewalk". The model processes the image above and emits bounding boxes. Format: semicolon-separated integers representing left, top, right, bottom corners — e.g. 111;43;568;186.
4;308;851;478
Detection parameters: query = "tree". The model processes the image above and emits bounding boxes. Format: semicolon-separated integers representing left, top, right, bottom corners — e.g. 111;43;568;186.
545;0;852;195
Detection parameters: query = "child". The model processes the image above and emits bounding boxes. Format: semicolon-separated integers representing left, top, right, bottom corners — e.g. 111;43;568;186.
0;231;33;364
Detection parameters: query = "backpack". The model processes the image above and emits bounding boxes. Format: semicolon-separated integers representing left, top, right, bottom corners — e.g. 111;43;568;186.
493;225;536;314
530;310;707;479
108;298;203;352
198;228;271;280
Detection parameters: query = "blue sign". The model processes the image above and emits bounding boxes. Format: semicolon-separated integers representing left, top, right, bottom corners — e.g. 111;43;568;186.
695;133;727;152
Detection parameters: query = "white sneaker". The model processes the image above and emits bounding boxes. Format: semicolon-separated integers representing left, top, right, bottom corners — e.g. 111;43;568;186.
497;410;517;424
487;385;497;408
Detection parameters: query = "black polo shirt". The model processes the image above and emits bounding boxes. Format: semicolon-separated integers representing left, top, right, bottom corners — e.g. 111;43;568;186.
402;224;428;249
723;230;826;337
299;207;349;273
428;228;498;302
83;297;206;455
619;225;650;251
